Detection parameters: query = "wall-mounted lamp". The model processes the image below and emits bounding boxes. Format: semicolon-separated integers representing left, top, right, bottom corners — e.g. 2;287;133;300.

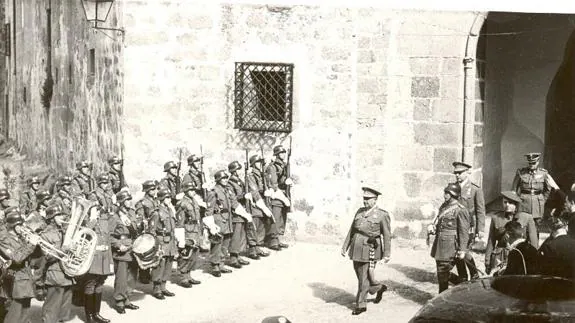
81;0;125;36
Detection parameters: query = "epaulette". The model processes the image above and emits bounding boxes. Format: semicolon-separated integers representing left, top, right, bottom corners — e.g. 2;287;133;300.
538;168;548;173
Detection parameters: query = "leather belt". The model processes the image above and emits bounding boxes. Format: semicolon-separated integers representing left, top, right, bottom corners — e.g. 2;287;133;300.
156;232;172;237
438;230;457;236
95;245;109;251
521;189;542;195
355;230;378;239
185;220;199;224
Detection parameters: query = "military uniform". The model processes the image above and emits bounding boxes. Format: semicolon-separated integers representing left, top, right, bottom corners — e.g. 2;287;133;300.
49;190;72;216
175;192;202;287
206;182;237;273
430;198;470;293
18;189;37;216
109;169;127;195
182;168;203;192
341;188;391;313
159;175;179;206
23;207;48;301
246;157;272;258
135;195;158;234
72;173;96;199
484;211;513;274
511;211;539;248
265;157;289;247
89;186;116;215
149;200;177;298
110;205;140;311
227;173;251;267
40;222;74;323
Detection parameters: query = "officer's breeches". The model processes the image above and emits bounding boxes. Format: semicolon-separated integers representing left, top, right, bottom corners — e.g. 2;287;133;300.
353;261;370;308
436;261;456;293
455;252;478;281
152;257;174;284
113;260;134;304
42;286;72;323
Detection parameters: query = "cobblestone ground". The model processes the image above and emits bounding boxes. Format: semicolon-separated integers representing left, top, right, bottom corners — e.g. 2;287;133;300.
28;239;485;323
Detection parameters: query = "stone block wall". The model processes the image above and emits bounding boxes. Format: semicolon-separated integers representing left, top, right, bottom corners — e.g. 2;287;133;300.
3;0;124;175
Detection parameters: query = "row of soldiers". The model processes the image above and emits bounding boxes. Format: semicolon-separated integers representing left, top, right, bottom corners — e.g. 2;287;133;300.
0;144;294;323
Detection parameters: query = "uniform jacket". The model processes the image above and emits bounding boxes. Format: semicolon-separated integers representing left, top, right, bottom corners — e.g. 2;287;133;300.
512;211;538;248
0;231;36;299
110;207;140;262
247;169;266;217
25;208;48;233
341;206;391;262
430;199;470;261
19;189;37;215
89;187;116;214
485;211;513;267
538;234;575;279
176;195;202;246
159;175;179;200
266;159;288;207
84;212;113;276
501;239;539;275
150;202;178;257
72;173;96;198
109;168;127;194
182;169;203;195
49;191;72;216
206;184;238;235
227;175;247;223
458;180;486;234
40;224;74;287
135;195;159;233
512;167;555;219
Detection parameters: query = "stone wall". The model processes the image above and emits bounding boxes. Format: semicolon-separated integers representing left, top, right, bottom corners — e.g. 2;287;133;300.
122;1;483;241
3;0;124;175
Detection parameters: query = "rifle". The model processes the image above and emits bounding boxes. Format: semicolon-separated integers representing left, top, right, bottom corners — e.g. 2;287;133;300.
199;145;208;200
176;148;183;194
260;145;275;223
119;143;126;190
286;137;293;212
244;149;251;214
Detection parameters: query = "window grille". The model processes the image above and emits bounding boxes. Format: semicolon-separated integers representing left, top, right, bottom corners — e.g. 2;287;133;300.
234;62;294;133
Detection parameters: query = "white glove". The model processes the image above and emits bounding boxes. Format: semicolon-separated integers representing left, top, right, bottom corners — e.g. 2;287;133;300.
175;227;186;248
211;224;221;235
234;205;253;222
202;183;210;189
272;190;291;207
175;192;185;200
192;194;207;208
427;224;435;234
120;187;129;193
255;199;273;218
264;189;273;197
285;178;293;186
89;206;100;222
202;215;220;234
244;193;253;202
111;194;117;205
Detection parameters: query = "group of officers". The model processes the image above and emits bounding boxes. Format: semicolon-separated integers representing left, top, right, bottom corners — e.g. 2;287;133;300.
0;144;294;323
340;152;574;316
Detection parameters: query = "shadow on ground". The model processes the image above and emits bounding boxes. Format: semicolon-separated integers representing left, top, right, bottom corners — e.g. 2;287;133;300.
382;280;435;305
307;282;356;310
389;264;437;284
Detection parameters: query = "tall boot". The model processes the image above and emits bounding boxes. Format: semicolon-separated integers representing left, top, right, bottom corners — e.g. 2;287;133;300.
83;294;94;323
92;293;110;323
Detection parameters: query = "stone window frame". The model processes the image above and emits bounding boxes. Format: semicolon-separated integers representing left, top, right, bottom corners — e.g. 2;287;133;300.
233;61;294;133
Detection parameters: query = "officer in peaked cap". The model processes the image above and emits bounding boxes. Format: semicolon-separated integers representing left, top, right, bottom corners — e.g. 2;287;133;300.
511;152;559;227
341;186;391;315
451;161;484;282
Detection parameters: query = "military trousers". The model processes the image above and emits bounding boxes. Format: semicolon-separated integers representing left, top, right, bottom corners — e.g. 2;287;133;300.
272;205;288;237
151;257;174;286
230;222;248;255
264;213;279;248
455;252;479;281
209;233;232;266
5;297;31;323
177;247;199;279
113;260;137;306
436;260;461;293
42;285;72;323
83;274;107;295
248;217;267;247
352;262;383;309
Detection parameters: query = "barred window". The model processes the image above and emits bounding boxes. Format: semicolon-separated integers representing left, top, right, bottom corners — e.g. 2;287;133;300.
234;62;294;133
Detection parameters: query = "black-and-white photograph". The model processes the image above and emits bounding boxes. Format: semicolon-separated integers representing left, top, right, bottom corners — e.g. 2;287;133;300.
0;0;574;322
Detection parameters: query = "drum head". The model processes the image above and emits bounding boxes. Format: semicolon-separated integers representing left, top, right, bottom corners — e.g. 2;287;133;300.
132;233;156;254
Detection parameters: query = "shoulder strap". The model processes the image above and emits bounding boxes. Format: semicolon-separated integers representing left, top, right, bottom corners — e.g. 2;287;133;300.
511;247;527;275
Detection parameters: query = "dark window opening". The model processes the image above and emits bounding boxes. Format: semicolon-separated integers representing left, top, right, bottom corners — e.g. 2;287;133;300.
234;62;294;133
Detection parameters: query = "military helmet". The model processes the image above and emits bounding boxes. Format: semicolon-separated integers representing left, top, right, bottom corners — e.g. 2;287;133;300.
97;173;111;184
28;176;41;186
108;156;123;166
58;176;72;186
181;181;196;192
187;154;202;165
76;160;92;170
142;180;157;192
249;154;264;166
214;170;229;182
116;190;132;204
273;145;286;156
228;161;242;173
157;187;171;200
36;190;51;203
164;161;178;172
444;182;461;198
4;207;22;225
0;188;10;201
45;204;65;220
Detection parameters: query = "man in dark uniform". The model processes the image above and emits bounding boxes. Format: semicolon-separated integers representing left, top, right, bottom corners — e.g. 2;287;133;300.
174;182;202;288
1;207;39;323
40;204;75;323
497;221;539;276
19;176;41;215
502;191;539;248
49;176;74;216
538;212;575;279
149;188;177;299
226;161;252;269
246;154;273;259
265;145;293;249
512;153;559;226
182;154;209;251
110;190;140;314
452;161;484;281
89;174;116;215
135;180;159;234
485;191;516;275
429;183;470;294
205;170;253;277
24;190;51;230
182;154;204;189
108;156;128;194
341;187;391;316
564;189;575;238
159;161;181;207
72;160;96;199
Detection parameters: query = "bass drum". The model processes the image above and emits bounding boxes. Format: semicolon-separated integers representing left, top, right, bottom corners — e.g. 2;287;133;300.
132;233;163;270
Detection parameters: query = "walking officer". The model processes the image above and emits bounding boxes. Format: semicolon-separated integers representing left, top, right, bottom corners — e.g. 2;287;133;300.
159;161;181;207
512;153;559;226
108;156;128;194
72;160;96;199
174;181;202;288
149;187;177;299
341;187;391;316
429;183;470;294
110;190;140;314
226;161;252;269
265;145;293;249
19;176;41;215
246;154;273;259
